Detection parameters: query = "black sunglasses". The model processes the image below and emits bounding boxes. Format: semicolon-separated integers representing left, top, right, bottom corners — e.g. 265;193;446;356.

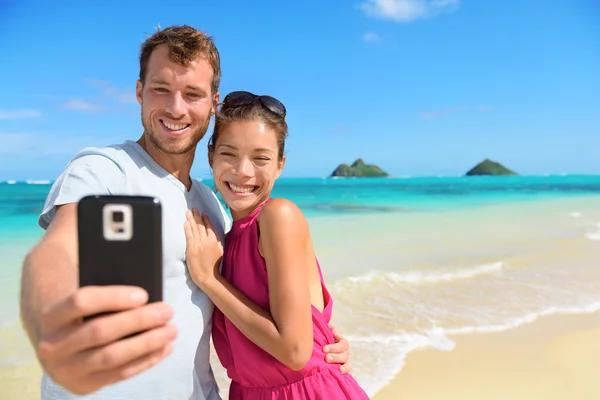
222;91;286;118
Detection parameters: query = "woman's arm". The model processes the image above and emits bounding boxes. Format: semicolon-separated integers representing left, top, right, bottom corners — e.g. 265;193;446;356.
184;200;314;370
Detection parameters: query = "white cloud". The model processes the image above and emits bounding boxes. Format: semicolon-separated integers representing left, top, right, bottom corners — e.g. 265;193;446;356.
59;79;137;114
0;132;124;156
363;32;382;43
359;0;460;22
0;109;41;119
0;133;35;155
86;79;137;103
61;99;105;113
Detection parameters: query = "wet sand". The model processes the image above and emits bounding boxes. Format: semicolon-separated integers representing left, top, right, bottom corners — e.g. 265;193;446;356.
372;311;600;400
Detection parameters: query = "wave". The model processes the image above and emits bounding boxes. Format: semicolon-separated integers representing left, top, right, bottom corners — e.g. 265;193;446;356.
585;223;600;241
345;329;455;396
444;302;600;335
25;180;51;185
345;261;503;286
350;301;600;397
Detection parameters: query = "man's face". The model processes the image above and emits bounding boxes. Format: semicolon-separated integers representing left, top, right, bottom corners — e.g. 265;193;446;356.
136;44;219;155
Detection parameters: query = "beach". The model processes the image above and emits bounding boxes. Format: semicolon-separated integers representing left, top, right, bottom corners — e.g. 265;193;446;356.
4;314;600;399
372;311;600;400
1;177;600;399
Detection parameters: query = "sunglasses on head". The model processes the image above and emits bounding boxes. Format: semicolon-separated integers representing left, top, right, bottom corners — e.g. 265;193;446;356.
222;91;286;118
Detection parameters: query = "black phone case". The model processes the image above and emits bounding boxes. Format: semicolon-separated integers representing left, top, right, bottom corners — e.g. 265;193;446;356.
78;195;163;303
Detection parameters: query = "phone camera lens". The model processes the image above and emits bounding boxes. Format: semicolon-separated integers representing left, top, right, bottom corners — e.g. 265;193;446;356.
112;211;124;223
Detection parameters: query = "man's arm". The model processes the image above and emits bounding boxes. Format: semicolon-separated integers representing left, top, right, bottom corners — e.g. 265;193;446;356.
20;204;177;395
21;203;79;344
324;322;352;374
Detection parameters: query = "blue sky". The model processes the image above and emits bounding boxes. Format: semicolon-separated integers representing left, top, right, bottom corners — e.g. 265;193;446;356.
1;0;599;180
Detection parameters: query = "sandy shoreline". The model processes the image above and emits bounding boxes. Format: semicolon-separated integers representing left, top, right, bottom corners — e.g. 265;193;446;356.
0;361;41;400
4;311;600;399
371;310;600;400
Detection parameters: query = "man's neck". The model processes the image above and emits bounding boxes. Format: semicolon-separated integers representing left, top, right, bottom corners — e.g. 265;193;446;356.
137;135;195;191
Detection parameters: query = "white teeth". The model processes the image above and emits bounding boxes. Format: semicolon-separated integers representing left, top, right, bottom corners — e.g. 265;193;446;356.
163;121;188;131
229;183;255;193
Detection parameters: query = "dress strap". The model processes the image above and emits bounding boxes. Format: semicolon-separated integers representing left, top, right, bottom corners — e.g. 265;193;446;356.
253;198;272;218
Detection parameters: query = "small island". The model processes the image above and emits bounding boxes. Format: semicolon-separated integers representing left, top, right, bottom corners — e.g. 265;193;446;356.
330;158;390;178
465;159;518;176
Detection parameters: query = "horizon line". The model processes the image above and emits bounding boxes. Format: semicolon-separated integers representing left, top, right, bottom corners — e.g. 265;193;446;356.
3;173;600;184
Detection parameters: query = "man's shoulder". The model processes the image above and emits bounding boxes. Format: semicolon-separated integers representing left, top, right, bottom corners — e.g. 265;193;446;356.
64;141;153;180
38;142;138;230
191;178;220;207
191;177;211;192
190;178;232;231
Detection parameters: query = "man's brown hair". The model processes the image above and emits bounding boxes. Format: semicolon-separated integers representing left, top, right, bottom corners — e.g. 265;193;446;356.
139;25;221;94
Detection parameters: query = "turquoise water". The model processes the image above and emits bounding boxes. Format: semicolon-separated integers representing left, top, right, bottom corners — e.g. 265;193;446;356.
1;175;599;267
3;175;599;229
268;175;600;214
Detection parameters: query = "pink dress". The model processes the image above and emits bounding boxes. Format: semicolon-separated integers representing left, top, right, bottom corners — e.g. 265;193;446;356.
211;200;370;399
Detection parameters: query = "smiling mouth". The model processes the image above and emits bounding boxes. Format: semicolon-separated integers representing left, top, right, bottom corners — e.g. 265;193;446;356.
160;119;190;132
226;182;258;194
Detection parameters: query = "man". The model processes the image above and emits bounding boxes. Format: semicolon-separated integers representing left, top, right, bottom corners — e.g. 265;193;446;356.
20;25;351;399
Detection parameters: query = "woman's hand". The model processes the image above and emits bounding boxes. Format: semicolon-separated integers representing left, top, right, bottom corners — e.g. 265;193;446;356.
184;209;223;287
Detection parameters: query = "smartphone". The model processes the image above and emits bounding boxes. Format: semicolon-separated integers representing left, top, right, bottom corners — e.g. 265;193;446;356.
77;195;163;311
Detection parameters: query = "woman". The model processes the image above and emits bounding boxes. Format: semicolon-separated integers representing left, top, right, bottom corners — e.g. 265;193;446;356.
184;91;369;399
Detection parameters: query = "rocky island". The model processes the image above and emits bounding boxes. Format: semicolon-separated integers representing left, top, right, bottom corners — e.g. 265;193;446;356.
465;159;518;176
330;159;390;178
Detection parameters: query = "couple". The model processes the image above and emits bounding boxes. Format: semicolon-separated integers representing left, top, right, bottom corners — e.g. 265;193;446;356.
20;25;369;399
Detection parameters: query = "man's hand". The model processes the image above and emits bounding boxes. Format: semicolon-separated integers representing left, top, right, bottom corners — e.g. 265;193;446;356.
36;285;177;395
323;321;352;374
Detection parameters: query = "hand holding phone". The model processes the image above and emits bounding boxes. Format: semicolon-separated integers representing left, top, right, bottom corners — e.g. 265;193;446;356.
34;198;176;396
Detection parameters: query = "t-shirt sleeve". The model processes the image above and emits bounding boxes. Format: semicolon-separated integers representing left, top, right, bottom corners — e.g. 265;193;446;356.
39;153;125;230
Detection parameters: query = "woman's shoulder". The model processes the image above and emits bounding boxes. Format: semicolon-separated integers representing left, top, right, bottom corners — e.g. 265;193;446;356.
258;198;308;230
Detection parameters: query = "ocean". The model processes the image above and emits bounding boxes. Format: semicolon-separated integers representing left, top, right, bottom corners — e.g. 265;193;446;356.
1;176;600;398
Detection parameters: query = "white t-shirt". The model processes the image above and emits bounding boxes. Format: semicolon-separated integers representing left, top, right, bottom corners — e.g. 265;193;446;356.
38;140;231;400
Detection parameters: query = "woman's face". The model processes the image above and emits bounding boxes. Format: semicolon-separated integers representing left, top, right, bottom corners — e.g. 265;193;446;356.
210;119;285;220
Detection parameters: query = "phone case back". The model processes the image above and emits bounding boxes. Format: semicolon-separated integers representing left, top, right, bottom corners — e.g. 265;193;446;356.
78;195;163;303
